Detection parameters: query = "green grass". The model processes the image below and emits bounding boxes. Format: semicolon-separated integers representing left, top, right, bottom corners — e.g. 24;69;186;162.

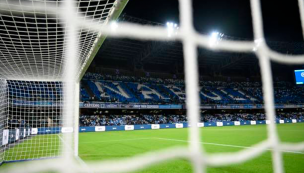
4;135;61;161
2;124;304;173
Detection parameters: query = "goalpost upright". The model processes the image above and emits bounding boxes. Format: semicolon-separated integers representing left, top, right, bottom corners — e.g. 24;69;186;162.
73;0;129;158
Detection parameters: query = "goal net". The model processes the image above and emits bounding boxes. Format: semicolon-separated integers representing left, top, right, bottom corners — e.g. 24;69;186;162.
0;0;126;168
4;80;63;162
1;0;304;173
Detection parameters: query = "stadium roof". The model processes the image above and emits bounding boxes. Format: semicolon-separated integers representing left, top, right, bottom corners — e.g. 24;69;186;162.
91;15;304;77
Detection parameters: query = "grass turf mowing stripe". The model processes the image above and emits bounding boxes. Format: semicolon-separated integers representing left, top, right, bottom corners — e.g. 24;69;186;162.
2;124;304;173
78;136;304;158
78;124;304;173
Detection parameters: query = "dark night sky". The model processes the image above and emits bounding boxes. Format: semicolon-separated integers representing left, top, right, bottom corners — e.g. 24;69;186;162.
124;0;303;42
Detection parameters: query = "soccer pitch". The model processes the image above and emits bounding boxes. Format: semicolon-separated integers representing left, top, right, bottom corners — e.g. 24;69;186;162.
3;123;304;173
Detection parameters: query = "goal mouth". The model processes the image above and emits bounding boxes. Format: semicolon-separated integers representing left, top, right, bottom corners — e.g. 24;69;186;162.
1;0;304;173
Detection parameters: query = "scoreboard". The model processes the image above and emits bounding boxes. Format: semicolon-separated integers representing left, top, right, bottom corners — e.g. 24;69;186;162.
294;70;304;84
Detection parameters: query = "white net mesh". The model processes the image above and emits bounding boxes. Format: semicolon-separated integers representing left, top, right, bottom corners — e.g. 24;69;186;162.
0;0;304;173
0;79;6;165
0;0;118;81
4;80;63;162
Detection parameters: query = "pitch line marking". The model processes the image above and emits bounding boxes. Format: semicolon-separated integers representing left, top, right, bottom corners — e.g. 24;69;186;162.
79;137;304;154
57;135;91;171
154;137;304;155
79;137;304;155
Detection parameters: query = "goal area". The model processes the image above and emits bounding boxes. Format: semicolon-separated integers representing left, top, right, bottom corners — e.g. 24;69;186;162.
1;0;304;173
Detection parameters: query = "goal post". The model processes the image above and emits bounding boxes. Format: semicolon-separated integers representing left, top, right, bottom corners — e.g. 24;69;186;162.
0;79;7;165
0;0;129;165
77;0;130;80
74;82;80;157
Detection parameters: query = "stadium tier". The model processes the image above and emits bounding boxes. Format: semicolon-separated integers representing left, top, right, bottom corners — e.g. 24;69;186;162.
80;73;304;105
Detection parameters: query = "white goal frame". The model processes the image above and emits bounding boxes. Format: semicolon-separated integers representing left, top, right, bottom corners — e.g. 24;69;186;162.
2;0;304;173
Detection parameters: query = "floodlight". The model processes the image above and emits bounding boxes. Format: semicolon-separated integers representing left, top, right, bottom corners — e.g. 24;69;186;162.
110;21;118;30
211;31;219;38
209;31;219;47
209;31;224;47
166;22;178;37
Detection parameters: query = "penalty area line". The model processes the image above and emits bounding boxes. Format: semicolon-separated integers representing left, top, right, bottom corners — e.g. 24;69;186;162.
57;134;91;172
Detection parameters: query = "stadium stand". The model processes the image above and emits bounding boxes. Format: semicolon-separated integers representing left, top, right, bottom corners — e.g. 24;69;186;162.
81;73;304;104
78;73;304;129
79;112;304;127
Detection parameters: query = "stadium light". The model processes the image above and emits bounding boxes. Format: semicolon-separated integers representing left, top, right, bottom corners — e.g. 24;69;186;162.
166;22;179;37
110;21;118;31
209;31;224;47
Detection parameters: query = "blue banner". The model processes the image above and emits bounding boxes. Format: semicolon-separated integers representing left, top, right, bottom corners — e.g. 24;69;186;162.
241;121;251;125
223;121;234;126
5;119;303;142
256;120;266;125
12;100;61;107
204;122;217;127
105;126;125;131
134;125;151;130
79;127;95;132
80;102;183;109
160;124;176;129
38;127;61;134
10;100;304;110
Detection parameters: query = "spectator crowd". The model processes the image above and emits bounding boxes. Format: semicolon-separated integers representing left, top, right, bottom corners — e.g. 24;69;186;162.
79;112;304;126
